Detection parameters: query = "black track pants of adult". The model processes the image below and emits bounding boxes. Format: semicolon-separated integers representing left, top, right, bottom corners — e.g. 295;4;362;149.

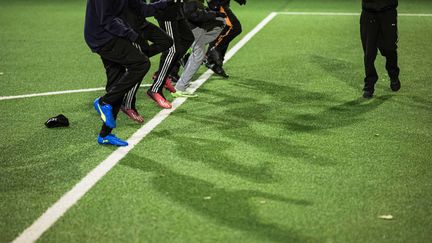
210;5;242;59
139;22;174;58
360;9;399;88
123;23;173;110
151;18;194;93
99;37;150;105
97;37;150;136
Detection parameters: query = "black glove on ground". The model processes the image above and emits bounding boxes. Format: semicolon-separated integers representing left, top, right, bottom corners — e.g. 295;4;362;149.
45;114;69;128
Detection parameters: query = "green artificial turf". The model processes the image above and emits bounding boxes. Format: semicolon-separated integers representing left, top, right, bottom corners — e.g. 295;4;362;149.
1;1;432;242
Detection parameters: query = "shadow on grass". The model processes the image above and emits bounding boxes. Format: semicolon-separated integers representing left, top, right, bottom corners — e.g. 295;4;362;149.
177;76;348;166
310;55;362;90
153;130;277;183
166;73;392;172
225;76;391;132
284;96;392;132
122;154;315;243
405;94;432;112
167;109;334;170
389;92;432;113
204;75;340;106
167;85;337;175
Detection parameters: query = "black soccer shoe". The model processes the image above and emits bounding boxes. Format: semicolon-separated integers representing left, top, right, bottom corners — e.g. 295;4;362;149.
207;47;223;66
204;58;213;70
390;77;401;92
211;65;229;78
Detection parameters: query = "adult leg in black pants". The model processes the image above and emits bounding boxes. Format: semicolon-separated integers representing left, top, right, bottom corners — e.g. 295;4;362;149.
206;4;243;78
379;9;400;91
148;18;194;109
360;9;400;98
122;22;173;123
95;37;150;145
360;10;380;97
210;6;242;61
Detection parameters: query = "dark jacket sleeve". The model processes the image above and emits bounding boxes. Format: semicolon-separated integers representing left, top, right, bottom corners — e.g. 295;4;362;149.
184;2;217;23
94;0;139;41
129;0;169;18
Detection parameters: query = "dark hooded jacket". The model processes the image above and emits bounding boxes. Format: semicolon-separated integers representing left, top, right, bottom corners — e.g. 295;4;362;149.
84;0;167;52
151;0;185;21
362;0;398;12
183;0;224;30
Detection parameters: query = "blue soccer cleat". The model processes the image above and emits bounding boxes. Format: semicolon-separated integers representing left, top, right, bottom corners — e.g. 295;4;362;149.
97;134;128;146
93;97;116;128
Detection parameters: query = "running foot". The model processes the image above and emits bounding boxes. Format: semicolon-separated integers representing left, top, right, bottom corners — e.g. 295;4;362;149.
121;107;144;124
146;90;172;109
390;77;401;92
211;65;229;78
97;134;128;146
164;77;177;93
93;97;116;128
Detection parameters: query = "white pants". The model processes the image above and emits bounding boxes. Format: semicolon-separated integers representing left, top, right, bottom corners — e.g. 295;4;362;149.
175;25;223;91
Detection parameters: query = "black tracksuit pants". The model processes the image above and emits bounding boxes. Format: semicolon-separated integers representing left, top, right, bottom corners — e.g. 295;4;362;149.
151;18;194;93
360;8;400;91
97;37;151;136
123;22;173;110
208;5;242;63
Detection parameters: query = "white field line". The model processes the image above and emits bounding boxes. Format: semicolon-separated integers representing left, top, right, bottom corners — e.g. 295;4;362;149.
276;11;432;17
12;12;278;243
0;84;151;101
398;13;432;17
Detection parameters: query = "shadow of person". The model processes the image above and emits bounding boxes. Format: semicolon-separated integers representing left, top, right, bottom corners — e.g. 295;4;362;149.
219;75;391;133
284;96;392;132
151;131;277;183
214;75;340;106
165;109;336;169
395;94;432;113
310;55;363;91
121;154;315;243
168;75;338;167
166;82;336;169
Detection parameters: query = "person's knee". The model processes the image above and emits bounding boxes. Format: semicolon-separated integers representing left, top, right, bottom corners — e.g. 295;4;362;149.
365;47;378;57
193;49;205;62
214;26;224;36
379;48;397;57
232;21;242;36
138;61;151;74
185;37;194;49
129;58;151;76
162;36;174;51
182;30;195;48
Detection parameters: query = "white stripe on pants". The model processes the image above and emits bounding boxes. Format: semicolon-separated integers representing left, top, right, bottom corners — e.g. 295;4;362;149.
152;21;176;93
